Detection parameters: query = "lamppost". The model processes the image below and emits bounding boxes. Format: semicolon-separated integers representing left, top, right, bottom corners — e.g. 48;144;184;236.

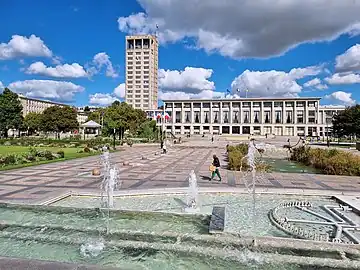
113;128;116;150
162;101;166;141
326;121;330;147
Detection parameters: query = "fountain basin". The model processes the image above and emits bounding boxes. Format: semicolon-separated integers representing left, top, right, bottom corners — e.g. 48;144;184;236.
0;189;360;269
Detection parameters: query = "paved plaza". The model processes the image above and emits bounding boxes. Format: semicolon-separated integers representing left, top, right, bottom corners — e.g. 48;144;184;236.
0;142;360;204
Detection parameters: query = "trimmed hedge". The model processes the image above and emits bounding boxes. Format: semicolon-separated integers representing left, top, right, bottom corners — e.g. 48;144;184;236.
290;146;360;176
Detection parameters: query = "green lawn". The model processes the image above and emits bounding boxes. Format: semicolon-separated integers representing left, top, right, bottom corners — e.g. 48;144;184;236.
0;145;99;171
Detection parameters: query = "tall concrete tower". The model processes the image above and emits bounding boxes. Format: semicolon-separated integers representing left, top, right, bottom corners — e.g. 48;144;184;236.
125;35;158;110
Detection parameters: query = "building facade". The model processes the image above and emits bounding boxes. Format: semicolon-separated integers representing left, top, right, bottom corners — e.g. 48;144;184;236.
19;95;89;125
148;98;345;137
125;35;158;110
19;95;66;116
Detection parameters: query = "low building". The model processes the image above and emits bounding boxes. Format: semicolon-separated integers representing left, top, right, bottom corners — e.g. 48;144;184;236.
19;95;66;116
19;95;90;125
150;97;345;137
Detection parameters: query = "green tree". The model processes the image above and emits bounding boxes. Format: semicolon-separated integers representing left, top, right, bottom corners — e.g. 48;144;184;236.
41;106;79;138
23;112;42;135
102;102;147;138
137;120;159;140
332;105;360;137
0;88;23;137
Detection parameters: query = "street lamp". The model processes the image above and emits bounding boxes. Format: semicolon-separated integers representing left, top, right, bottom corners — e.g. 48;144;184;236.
113;128;116;150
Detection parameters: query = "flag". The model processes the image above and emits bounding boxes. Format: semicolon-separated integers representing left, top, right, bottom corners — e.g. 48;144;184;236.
226;89;231;94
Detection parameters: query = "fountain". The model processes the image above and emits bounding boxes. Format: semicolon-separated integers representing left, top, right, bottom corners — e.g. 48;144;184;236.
0;144;360;269
184;170;200;213
100;149;119;209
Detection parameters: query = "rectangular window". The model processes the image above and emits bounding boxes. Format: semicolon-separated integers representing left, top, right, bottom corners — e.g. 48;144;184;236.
195;112;200;123
127;61;133;65
243;111;250;123
254;111;260;123
213;111;219;123
275;111;282;123
286;111;293;124
233;111;239;123
297;111;304;123
264;111;271;123
175;111;181;123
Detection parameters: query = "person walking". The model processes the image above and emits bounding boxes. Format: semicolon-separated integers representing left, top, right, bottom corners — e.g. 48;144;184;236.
210;154;222;181
162;142;167;154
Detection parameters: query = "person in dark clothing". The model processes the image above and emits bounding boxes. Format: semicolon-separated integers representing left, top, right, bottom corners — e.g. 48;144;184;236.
211;154;222;181
160;140;163;149
211;136;214;143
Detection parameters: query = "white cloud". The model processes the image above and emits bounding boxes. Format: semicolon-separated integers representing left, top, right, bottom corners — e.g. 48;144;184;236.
118;0;360;59
325;73;360;84
0;81;4;92
114;83;125;98
157;66;219;99
314;84;328;90
8;80;84;102
89;93;119;106
25;61;88;78
304;78;321;87
325;91;356;106
303;77;328;90
0;35;52;60
335;44;360;72
158;67;215;93
230;66;322;97
87;52;118;78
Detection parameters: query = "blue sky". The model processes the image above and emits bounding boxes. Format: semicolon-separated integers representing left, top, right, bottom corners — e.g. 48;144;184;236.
1;0;360;107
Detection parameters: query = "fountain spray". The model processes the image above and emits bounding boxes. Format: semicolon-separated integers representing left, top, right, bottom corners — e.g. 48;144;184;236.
100;148;120;234
184;170;200;213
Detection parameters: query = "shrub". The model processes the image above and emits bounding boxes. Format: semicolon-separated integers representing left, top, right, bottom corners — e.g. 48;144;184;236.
3;154;17;165
44;150;54;160
84;147;91;153
227;143;271;172
57;150;65;158
290;146;360;176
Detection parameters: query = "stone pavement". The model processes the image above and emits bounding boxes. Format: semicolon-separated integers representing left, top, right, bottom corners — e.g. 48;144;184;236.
0;145;360;204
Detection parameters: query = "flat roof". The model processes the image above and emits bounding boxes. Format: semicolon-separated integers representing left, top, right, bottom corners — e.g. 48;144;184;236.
18;95;68;106
126;34;157;39
162;97;321;102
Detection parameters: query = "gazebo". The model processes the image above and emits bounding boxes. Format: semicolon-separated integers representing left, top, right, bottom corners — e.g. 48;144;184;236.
80;120;102;138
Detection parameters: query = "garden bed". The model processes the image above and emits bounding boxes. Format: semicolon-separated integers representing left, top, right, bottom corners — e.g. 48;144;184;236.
0;146;101;171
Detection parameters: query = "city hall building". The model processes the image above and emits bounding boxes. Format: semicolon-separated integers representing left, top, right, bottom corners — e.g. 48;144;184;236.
146;97;345;137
